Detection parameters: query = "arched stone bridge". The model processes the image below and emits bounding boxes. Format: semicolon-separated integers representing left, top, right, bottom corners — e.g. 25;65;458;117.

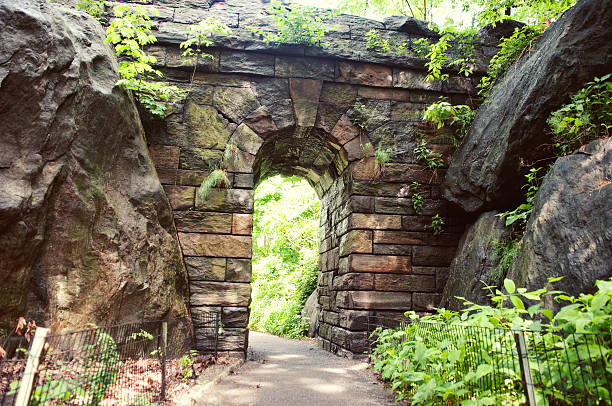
114;0;498;356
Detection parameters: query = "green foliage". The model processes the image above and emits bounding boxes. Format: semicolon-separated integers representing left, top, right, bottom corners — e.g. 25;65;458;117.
371;277;612;405
411;38;433;57
497;167;544;228
374;145;393;174
339;0;443;21
424;29;475;82
548;73;612;155
414;140;444;168
76;0;106;21
478;26;542;99
105;5;186;117
249;176;320;338
179;350;199;381
197;168;231;201
410;182;423;215
431;213;444;235
492;237;519;282
360;142;374;158
466;0;576;26
349;102;369;131
423;99;474;141
249;1;338;47
180;18;232;62
365;29;391;53
131;329;154;341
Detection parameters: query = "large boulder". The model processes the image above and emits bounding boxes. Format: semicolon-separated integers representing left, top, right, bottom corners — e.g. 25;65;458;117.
439;212;514;310
508;138;612;306
443;0;612;213
0;0;189;335
301;289;320;337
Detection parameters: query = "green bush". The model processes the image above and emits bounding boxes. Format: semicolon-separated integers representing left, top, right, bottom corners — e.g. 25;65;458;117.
249;176;320;338
371;278;612;405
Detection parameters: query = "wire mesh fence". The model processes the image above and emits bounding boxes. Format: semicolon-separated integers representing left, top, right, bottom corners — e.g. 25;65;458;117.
0;313;220;406
366;316;612;406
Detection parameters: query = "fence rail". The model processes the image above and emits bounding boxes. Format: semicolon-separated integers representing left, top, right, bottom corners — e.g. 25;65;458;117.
366;316;611;406
0;312;220;406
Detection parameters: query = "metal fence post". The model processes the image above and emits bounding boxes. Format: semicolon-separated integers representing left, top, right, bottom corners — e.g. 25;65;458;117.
161;321;168;401
514;332;537;406
15;327;49;406
214;313;219;358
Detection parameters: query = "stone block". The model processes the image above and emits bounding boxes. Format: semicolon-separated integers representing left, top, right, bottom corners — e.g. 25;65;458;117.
222;307;249;328
330;114;359;146
374;197;416;215
195;189;254;213
413;293;442;311
393;69;442;91
333;273;374;290
339;230;372;256
179;148;224;171
232;214;253;235
225;149;255;173
348;213;402;230
412;246;456;266
275;56;335;80
391;102;426;121
322;310;339;326
243;106;278;138
190;282;251;307
229;124;264;155
315;102;345;133
196;328;247;352
157;169;209;187
411;266;439;275
349;254;412;274
436;267;450;292
149;145;179;169
374;274;436;292
319;295;331;310
185;257;226;281
220;51;275;76
336;62;392;87
226;258;251;282
174;211;232;233
320;83;357;107
401;216;432;232
183;103;232;149
289;78;323;127
163;185;195;210
372;244;412;256
233;173;254;188
357;86;411;101
374;230;428;245
179;233;252;258
351;181;412;198
336;291;412;310
214;86;260;123
338;309;371;331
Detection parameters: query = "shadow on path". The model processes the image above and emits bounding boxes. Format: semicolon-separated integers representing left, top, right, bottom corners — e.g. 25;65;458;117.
197;331;397;406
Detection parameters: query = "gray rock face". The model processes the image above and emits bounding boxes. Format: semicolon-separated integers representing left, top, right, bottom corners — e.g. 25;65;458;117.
301;289;320;337
0;0;188;334
476;20;525;45
508;138;612;306
439;212;513;310
443;0;612;213
382;16;439;37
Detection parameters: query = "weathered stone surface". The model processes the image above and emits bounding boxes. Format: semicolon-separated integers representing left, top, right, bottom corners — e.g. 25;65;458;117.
232;213;253;235
374;274;436;292
374;197;416;215
157;169;209;187
393;70;441;91
336;62;392;87
439;211;511;310
338;309;370;330
336;291;412;310
348;213;402;230
179;147;224;171
276;56;335;80
412;246;456;266
508;138;612;307
179;233;252;258
195;327;248;351
333;273;374;290
443;0;612;212
413;293;442;311
383;16;439;36
185;257;226;281
213;86;260;123
320;83;357;107
149;145;180;169
190;282;251;307
348;254;412;274
220;50;275;75
163;186;195;210
289;78;323;127
243;106;278;138
226;258;252;282
301;289;320;337
184;104;233;149
330;115;359;146
338;230;372;256
477;20;525;45
195;188;254;213
229;124;264;155
222;307;249;328
0;0;188;333
174;211;232;233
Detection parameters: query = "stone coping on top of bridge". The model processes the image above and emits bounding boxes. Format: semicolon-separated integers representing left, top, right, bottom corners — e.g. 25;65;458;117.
109;0;498;85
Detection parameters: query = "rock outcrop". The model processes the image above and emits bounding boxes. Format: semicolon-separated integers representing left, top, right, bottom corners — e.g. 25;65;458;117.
0;0;188;335
301;289;320;337
439;212;513;310
508;138;612;305
443;0;612;213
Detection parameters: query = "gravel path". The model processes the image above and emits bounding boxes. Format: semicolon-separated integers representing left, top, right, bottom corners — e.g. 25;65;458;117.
197;331;397;406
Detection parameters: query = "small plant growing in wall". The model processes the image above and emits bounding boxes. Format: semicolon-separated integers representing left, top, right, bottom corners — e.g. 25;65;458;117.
374;145;393;176
410;181;423;215
414;139;444;169
248;1;338;47
180;18;232;82
431;213;444;235
365;29;391;53
197;143;238;201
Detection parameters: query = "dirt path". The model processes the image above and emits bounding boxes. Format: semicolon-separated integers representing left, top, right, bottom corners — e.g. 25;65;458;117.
197;331;397;406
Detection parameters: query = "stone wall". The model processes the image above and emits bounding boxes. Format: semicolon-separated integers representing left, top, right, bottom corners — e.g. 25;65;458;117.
110;0;492;356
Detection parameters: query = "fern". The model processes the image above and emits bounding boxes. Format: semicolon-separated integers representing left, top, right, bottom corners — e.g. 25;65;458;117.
198;168;231;200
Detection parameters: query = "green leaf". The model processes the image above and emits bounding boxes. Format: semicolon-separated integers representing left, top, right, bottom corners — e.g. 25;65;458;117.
510;295;525;310
504;279;516;294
